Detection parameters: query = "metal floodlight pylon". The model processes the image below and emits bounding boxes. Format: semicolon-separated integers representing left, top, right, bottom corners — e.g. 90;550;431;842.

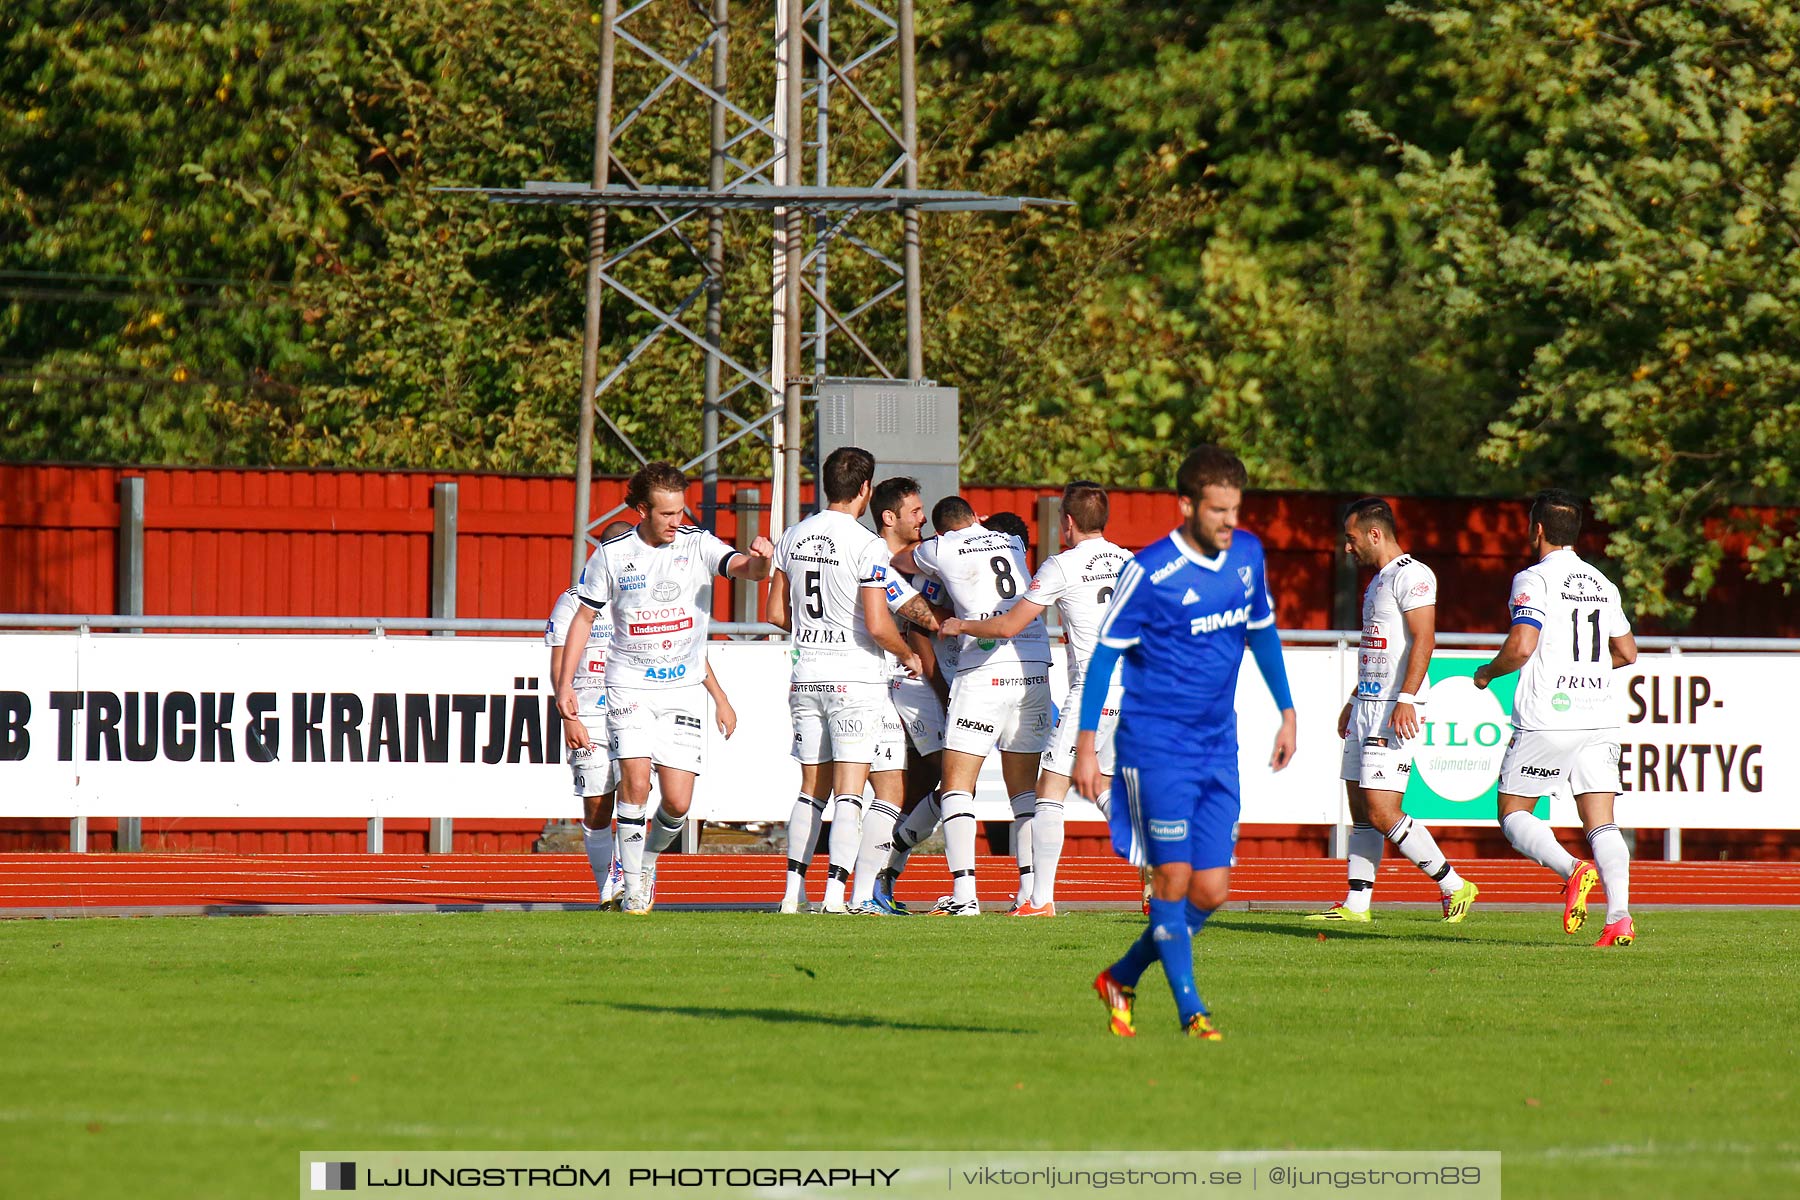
440;0;1062;576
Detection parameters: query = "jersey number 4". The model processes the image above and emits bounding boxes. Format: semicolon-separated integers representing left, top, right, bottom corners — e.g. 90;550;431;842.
1570;607;1603;662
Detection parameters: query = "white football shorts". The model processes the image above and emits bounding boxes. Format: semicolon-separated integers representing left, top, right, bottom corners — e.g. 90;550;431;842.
606;684;707;774
944;663;1054;757
1040;681;1120;778
1498;728;1622;797
788;680;883;766
889;675;946;756
872;702;908;773
1340;699;1421;791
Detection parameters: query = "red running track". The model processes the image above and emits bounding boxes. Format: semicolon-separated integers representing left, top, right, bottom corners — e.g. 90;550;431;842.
2;854;1797;914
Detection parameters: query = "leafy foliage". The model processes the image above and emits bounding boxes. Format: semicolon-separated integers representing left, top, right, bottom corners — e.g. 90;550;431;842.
1366;0;1800;617
923;1;1522;491
2;1;1797;612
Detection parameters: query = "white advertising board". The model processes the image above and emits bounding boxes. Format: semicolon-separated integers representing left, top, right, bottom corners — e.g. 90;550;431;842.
0;634;1789;828
1392;651;1785;830
1;634;575;819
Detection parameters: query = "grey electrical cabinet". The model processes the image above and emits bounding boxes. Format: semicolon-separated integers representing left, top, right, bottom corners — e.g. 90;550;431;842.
811;378;960;529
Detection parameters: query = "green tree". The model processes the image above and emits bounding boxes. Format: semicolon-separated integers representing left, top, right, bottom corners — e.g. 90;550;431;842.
1;1;635;470
1365;0;1800;618
920;0;1519;490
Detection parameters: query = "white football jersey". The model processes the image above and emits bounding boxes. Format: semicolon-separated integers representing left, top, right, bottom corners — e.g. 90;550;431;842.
545;587;610;692
1507;548;1632;730
573;524;737;690
912;524;1051;674
1356;554;1438;703
774;509;898;685
1025;536;1130;690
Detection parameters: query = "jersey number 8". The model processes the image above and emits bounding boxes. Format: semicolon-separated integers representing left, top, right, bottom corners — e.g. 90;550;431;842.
989;556;1017;599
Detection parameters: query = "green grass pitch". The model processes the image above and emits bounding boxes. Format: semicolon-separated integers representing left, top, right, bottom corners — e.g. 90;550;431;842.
2;910;1796;1199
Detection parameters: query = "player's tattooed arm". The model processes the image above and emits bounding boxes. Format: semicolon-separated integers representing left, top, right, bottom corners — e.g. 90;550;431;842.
895;593;940;633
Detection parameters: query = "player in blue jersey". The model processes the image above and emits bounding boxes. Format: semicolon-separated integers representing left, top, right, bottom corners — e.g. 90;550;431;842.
1073;446;1297;1040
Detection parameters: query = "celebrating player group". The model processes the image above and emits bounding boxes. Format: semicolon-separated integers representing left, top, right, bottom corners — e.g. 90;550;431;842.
551;449;1642;1038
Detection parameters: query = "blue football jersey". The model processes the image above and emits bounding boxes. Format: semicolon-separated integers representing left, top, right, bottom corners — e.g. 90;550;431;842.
1098;529;1276;759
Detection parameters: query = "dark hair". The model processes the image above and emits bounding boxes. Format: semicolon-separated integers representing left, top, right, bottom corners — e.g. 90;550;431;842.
1176;445;1248;501
598;519;636;541
1061;480;1108;533
1344;497;1397;538
625;461;688;510
1529;488;1584;546
822;446;876;504
870;476;921;529
932;495;976;530
986;511;1030;543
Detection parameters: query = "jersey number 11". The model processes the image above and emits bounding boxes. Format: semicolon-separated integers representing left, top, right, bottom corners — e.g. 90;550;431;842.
1570;608;1602;662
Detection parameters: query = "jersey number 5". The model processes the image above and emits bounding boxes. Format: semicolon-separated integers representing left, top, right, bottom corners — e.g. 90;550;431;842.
804;570;825;619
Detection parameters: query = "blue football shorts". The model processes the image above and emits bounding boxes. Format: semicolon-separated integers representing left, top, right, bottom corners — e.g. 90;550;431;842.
1110;756;1241;871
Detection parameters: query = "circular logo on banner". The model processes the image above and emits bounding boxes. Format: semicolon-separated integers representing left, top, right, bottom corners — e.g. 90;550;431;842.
1413;676;1511;802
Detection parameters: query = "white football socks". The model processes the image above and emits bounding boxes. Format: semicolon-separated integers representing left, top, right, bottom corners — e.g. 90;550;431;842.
783;792;825;904
1586;822;1631;924
581;821;614;899
641;806;684;875
1009;790;1035;907
615;800;649;895
823;793;865;909
886;790;940;876
941;790;979;904
1029;797;1065;907
1386;815;1464;895
1502;809;1578;879
1344;822;1383;913
852;800;901;907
